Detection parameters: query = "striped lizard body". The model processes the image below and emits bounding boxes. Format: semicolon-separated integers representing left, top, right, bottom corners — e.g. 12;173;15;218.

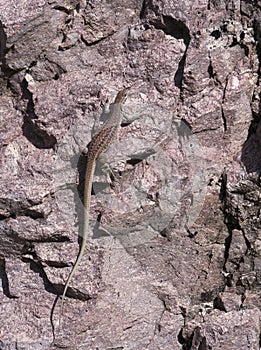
58;87;130;330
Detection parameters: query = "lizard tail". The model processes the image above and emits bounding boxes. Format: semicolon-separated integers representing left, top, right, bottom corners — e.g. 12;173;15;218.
58;156;96;331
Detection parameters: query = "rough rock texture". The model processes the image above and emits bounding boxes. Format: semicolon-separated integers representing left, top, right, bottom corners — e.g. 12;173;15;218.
0;0;260;349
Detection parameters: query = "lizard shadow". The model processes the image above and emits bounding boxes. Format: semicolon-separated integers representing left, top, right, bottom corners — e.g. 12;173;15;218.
20;258;60;342
76;149;112;245
76;150;89;244
0;260;19;299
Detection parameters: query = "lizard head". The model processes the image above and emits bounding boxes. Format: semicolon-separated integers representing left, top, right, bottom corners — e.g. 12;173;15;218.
114;86;131;104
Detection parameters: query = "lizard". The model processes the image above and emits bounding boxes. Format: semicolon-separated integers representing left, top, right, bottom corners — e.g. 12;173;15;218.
58;86;131;330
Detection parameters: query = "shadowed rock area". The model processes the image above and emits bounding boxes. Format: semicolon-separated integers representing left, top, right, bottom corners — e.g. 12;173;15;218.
0;0;260;349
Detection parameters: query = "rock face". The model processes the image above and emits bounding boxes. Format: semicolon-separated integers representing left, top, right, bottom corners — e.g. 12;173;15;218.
0;0;260;349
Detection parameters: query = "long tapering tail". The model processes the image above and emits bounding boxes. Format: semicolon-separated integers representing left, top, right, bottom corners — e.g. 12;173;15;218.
58;156;96;331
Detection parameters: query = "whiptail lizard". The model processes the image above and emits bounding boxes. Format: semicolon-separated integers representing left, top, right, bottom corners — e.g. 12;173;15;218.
58;87;131;330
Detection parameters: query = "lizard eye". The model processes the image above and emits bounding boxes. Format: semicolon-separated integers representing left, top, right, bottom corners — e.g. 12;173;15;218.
122;92;128;100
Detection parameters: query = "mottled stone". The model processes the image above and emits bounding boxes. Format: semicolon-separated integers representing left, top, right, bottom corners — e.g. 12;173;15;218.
0;0;260;349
